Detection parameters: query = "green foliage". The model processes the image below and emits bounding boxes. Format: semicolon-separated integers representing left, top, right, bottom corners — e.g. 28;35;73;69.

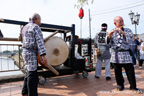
75;0;94;8
3;50;11;53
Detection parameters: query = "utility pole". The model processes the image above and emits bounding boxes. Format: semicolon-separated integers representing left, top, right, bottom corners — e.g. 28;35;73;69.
88;9;92;67
88;9;91;39
129;11;140;35
80;19;82;38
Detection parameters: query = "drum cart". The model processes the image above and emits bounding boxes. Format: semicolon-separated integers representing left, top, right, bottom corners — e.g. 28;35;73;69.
0;19;93;85
37;26;93;85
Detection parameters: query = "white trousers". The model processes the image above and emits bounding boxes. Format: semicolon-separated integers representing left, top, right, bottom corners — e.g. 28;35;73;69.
95;59;111;77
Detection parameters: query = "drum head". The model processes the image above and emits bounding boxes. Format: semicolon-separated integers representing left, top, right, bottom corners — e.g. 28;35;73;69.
44;36;69;66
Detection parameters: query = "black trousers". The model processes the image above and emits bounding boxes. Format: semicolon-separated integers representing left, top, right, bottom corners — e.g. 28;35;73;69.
113;63;136;89
139;60;144;67
22;70;38;96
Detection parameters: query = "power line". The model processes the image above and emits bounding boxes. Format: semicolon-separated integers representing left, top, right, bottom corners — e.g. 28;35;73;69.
91;0;144;13
91;2;144;16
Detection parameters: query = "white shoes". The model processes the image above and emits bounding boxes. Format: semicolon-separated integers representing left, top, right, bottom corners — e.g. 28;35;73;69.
139;66;142;69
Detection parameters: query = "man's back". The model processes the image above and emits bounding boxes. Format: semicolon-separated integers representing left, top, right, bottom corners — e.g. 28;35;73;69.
22;22;41;50
94;31;110;59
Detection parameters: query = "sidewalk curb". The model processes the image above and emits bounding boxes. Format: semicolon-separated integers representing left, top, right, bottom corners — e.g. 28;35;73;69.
0;74;25;84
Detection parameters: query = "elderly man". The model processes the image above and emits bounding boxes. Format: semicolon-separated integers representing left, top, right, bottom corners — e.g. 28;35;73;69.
21;13;47;96
107;16;140;93
94;23;111;80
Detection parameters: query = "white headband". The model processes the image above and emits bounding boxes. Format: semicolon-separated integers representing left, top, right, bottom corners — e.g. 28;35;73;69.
102;27;107;29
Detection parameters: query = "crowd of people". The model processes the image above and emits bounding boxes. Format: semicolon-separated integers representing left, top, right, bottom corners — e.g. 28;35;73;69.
94;16;143;94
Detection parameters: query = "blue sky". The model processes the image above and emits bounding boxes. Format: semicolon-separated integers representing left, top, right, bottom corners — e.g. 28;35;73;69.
0;0;144;39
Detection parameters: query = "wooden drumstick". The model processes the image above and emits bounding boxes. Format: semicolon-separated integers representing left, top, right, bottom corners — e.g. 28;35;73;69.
39;54;59;75
44;30;59;41
118;25;125;29
45;63;59;75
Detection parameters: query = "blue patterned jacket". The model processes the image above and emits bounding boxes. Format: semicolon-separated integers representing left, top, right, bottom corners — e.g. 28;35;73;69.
22;21;46;71
109;28;133;64
22;21;46;55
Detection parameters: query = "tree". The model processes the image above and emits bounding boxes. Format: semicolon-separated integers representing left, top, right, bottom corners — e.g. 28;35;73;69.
3;50;11;53
75;0;94;8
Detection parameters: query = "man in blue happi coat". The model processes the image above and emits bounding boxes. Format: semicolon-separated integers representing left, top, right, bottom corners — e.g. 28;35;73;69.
107;16;141;93
94;23;111;80
21;13;47;96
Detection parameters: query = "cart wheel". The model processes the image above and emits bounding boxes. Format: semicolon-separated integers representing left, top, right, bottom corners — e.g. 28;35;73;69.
82;71;88;78
38;76;46;85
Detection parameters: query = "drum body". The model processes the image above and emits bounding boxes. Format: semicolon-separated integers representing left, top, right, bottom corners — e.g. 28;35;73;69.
38;36;69;67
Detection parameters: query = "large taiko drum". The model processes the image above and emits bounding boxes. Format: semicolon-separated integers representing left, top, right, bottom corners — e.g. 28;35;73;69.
38;36;69;67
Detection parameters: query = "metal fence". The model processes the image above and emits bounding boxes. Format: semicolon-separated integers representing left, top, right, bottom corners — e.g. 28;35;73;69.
0;38;97;73
0;38;23;72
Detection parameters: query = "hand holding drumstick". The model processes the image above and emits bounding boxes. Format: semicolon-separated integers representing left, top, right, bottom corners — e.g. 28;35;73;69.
108;25;125;39
41;55;47;64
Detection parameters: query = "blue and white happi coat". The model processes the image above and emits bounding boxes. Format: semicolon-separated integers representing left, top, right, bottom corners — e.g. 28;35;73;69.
22;21;46;71
94;31;111;59
139;42;144;60
109;28;134;64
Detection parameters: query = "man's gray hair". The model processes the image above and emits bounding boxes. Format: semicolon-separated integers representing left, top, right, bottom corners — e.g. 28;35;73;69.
31;13;41;21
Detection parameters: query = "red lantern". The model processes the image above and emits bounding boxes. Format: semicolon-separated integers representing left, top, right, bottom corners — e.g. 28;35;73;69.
78;8;84;19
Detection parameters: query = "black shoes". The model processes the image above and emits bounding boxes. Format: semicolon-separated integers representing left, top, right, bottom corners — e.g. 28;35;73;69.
117;86;142;94
117;85;124;91
95;76;99;79
94;76;111;80
106;77;111;80
130;88;142;94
